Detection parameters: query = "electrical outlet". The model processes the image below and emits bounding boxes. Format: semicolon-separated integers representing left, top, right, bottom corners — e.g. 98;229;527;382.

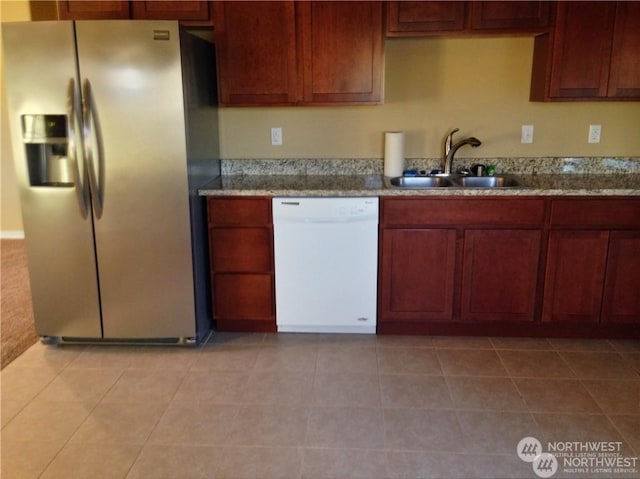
588;124;601;143
521;125;534;144
271;127;283;146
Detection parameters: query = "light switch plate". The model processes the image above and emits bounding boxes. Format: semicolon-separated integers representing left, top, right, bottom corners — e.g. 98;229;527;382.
521;125;534;144
271;127;283;146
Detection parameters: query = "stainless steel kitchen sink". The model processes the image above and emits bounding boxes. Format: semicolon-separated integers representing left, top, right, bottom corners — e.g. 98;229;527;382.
387;176;456;188
459;175;522;188
386;174;524;189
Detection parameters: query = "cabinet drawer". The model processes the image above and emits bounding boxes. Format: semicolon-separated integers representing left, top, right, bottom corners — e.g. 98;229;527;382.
210;228;272;272
382;198;545;226
213;274;274;319
208;197;272;226
550;199;640;228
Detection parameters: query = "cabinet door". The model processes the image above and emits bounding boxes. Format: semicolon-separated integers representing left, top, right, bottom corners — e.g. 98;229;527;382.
469;1;550;31
131;1;210;21
214;1;298;105
298;1;384;104
57;1;130;19
386;1;466;36
379;229;457;322
210;228;273;273
608;1;640;98
602;232;640;323
548;1;616;99
461;230;541;322
214;274;275;321
542;231;609;323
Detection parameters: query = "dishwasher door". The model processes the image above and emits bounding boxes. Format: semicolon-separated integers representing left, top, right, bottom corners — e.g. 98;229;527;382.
273;197;379;334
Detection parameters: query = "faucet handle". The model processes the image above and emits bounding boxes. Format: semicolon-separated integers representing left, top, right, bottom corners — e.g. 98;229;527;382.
445;128;459;157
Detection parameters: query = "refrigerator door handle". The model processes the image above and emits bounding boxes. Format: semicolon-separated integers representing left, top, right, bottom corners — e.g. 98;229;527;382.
82;78;105;219
68;78;89;218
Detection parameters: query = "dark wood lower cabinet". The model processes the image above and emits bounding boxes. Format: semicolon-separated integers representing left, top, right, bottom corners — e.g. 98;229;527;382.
207;197;276;332
542;231;609;323
461;229;541;322
379;229;457;322
602;232;640;323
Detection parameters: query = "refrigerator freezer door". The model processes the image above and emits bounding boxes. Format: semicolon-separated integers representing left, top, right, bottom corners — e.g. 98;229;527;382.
74;21;195;338
2;22;102;338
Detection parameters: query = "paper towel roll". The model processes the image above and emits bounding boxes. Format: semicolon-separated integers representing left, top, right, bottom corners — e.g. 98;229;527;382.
384;131;405;177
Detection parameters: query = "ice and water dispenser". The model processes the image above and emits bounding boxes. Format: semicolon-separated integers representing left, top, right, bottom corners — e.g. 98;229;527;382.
22;114;74;187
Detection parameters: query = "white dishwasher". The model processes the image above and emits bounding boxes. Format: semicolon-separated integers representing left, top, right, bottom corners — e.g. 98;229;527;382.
273;197;379;334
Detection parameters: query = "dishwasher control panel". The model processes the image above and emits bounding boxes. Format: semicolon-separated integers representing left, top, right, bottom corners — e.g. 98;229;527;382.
273;197;379;222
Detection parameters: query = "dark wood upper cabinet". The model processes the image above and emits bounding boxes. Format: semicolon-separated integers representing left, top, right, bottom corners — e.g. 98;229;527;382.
216;1;384;106
214;1;298;106
385;1;549;36
57;1;130;20
531;1;640;101
386;1;466;36
131;1;211;21
57;1;211;22
469;1;551;31
608;1;640;98
298;1;384;104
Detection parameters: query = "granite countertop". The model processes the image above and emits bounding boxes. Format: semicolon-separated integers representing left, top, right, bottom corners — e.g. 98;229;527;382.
198;173;640;197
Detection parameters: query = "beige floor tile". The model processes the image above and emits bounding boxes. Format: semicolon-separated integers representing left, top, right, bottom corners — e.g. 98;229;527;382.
306;406;385;449
227;404;309;446
263;332;322;346
433;336;494;349
33;368;122;405
376;335;434;348
126;444;224;479
380;374;452;408
1;399;27;427
514;378;603;413
533;413;636;456
623;353;640;373
316;334;378;348
312;372;381;407
317;346;378;374
1;400;92;443
242;371;314;405
302;448;389;479
581;380;640;414
609;340;640;353
386;451;455;479
498;350;575;378
69;401;168;445
446;376;528;411
127;347;199;370
383;408;465;452
377;348;442;375
173;370;249;404
67;346;141;369
7;343;85;372
457;410;542;454
560;352;640;379
437;349;508;376
0;441;64;479
40;442;140;479
101;369;185;403
191;346;260;371
148;402;238;446
490;337;554;351
548;338;617;352
214;446;302;479
207;332;266;346
608;415;640;456
254;345;318;372
0;366;58;402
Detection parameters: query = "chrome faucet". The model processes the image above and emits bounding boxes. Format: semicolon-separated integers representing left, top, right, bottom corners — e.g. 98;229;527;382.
442;128;482;175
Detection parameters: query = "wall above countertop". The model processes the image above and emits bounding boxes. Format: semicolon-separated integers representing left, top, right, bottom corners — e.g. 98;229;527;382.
218;37;640;160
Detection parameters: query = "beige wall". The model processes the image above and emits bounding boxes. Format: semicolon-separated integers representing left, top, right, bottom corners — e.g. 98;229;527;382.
1;0;31;234
219;36;640;159
2;16;640;232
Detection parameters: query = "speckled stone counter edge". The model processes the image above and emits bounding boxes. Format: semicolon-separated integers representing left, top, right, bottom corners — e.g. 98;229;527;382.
220;157;640;176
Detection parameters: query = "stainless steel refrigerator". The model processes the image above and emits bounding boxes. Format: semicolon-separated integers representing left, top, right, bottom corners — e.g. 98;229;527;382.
3;21;219;344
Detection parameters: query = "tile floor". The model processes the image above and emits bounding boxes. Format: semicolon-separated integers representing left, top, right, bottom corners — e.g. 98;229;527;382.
1;333;639;479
